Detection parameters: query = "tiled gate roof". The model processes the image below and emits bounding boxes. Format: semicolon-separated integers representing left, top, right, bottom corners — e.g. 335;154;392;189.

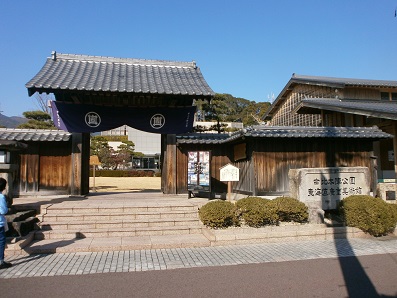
26;52;215;99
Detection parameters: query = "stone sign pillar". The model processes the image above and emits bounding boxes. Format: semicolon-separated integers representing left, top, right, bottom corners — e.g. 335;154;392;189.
289;167;370;221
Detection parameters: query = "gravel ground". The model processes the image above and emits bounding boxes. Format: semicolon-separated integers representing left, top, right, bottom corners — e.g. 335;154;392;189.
89;176;161;192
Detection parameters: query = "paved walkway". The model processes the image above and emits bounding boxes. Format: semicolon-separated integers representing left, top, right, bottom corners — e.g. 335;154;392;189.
3;192;397;279
1;237;397;279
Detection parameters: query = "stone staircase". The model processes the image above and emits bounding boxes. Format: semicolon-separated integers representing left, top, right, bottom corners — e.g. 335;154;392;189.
35;204;203;240
6;200;211;255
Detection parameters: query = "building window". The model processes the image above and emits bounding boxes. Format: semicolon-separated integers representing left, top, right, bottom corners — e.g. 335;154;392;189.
381;92;397;101
381;92;389;100
132;156;160;171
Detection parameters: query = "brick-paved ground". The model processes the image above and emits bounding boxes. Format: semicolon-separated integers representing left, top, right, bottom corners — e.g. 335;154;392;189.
1;237;397;279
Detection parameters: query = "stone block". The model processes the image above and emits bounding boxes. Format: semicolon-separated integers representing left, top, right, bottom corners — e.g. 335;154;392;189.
376;183;397;202
289;167;370;210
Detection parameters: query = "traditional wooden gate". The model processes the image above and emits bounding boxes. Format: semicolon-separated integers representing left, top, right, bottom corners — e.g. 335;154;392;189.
26;52;215;195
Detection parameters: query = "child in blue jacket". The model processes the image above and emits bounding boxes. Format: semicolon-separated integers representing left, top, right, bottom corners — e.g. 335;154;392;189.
0;177;11;269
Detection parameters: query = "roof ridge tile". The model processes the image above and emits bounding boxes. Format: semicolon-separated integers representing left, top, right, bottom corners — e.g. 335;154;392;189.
54;53;196;68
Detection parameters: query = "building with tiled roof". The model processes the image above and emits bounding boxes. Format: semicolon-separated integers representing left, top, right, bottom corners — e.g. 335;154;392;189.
263;74;397;191
0;128;74;197
175;125;391;197
263;73;397;126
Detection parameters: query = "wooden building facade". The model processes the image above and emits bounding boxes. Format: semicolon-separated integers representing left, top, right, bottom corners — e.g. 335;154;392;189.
176;126;391;196
0;129;87;198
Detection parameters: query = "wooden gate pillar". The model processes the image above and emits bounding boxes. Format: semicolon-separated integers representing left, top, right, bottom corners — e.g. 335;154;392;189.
71;133;90;196
161;134;177;194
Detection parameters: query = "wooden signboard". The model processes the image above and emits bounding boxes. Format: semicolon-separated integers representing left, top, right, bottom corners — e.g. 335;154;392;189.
90;155;101;192
220;163;239;182
220;163;239;201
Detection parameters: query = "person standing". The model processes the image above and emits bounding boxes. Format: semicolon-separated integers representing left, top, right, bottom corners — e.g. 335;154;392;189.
0;177;12;269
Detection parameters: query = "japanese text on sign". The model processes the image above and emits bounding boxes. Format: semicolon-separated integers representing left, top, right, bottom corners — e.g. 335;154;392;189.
308;176;362;197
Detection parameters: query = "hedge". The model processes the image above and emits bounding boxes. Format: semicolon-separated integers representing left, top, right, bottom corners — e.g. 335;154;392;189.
270;197;309;223
198;200;238;229
235;197;278;227
340;195;397;237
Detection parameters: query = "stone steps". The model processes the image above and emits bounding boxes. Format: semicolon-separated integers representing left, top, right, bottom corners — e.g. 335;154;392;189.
35;225;204;240
39;218;200;231
4;194;211;255
43;205;197;215
40;210;198;222
35;202;203;241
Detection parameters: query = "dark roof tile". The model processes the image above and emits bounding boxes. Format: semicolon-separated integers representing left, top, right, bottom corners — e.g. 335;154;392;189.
26;52;215;98
297;98;397;120
176;126;391;144
0;129;71;142
291;74;397;88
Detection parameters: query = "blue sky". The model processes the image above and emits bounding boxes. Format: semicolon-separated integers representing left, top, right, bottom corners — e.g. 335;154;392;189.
1;0;396;117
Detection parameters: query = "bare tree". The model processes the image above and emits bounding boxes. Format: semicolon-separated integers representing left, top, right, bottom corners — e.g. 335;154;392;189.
33;92;54;115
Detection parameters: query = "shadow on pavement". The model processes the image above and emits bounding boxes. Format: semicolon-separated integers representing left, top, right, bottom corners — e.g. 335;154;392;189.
333;238;380;297
324;173;394;297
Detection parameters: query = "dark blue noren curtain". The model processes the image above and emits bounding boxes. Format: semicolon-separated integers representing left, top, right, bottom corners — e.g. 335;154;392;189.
51;101;196;134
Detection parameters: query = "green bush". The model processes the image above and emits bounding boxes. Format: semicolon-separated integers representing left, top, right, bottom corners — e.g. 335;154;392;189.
389;203;397;222
235;197;278;227
270;197;309;223
340;195;397;237
198;200;237;229
235;196;270;211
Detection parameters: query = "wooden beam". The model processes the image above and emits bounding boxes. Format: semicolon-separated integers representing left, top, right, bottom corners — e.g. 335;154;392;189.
161;134;177;194
71;133;83;195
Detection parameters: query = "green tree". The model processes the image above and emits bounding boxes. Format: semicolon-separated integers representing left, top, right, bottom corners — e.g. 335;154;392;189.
99;147;117;170
90;136;143;170
17;110;56;129
196;93;271;132
114;141;138;170
90;136;111;156
202;94;235;133
241;101;271;126
90;136;113;169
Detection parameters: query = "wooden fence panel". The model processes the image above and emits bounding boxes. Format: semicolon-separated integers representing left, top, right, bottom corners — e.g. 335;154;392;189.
39;142;72;190
252;139;372;195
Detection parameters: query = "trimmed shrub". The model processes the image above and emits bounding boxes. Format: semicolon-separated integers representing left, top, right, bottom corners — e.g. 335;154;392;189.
340;195;397;237
235;196;270;211
389;203;397;222
270;197;309;223
235;197;278;227
198;200;237;229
